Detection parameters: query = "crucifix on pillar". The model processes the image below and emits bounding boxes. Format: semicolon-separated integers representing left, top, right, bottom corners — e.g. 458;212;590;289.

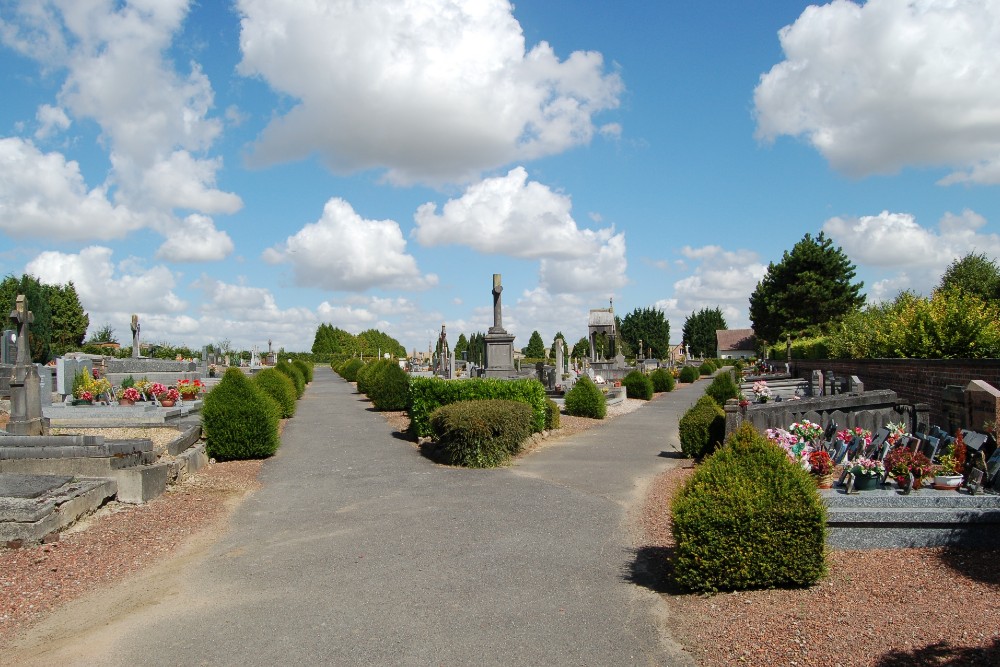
11;294;33;366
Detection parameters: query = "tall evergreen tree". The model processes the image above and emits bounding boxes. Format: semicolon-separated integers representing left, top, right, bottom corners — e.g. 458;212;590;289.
571;337;590;360
550;331;567;360
619;307;670;359
682;307;727;358
522;330;545;358
749;232;864;344
467;332;485;366
454;333;469;360
45;281;89;356
0;274;53;362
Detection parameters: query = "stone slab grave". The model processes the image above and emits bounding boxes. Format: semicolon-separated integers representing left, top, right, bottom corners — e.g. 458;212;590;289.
42;400;201;427
0;473;117;545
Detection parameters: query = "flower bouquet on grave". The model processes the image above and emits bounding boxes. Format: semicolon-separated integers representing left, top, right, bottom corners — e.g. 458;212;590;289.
765;427;812;470
177;378;204;399
156;387;180;407
118;386;141;405
837;427;873;447
848;457;886;491
884;446;933;489
789;419;824;445
752;380;771;403
808;450;835;488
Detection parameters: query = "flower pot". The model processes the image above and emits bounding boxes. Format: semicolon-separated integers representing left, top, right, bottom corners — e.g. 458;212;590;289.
814;472;834;489
72;399;93;406
853;474;879;491
118;398;135;406
160;399;176;407
933;474;963;490
181;394;198;401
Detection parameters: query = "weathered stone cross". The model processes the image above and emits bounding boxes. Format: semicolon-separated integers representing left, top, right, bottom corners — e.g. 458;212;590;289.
10;294;33;366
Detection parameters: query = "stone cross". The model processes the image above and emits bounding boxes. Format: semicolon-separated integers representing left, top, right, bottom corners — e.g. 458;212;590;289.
555;336;565;375
10;294;33;365
490;273;504;333
131;314;141;358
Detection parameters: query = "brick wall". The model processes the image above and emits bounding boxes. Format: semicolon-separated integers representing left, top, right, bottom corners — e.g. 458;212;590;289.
791;359;1000;427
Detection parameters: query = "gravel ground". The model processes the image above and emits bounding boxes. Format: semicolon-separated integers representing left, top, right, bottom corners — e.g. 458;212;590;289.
638;464;1000;667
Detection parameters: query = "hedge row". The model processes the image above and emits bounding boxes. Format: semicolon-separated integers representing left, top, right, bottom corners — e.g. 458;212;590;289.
679;395;725;460
428;399;534;467
671;423;827;592
409;377;547;437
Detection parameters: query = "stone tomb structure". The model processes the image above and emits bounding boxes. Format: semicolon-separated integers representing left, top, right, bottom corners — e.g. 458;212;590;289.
483;274;516;378
587;304;628;382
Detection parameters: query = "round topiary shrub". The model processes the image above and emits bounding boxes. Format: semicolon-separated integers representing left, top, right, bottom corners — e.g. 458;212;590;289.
357;359;392;396
671;423;827;592
292;359;313;383
679;395;726;459
705;371;739;406
368;361;411;411
544;397;561;430
339;358;364;382
429;399;533;467
203;367;280;461
254;367;297;418
564;375;606;419
698;361;714;376
678;366;700;383
621;370;654;400
276;360;305;397
650;368;675;393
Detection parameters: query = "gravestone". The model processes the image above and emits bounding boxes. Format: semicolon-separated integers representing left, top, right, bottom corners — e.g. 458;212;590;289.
130;314;141;358
810;370;823;396
941;385;965;435
1;328;15;365
965;380;1000;434
36;364;53;406
6;294;44;435
826;371;837;396
483;274;515;377
56;357;94;395
555;336;565;376
849;376;864;394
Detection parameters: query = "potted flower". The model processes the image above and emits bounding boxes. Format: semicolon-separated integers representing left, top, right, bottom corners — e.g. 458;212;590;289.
849;457;886;491
157;387;180;407
789;420;824;446
208;363;218;378
118;386;141;406
177;378;205;400
884;446;934;489
752;380;771;403
933;440;965;490
808;450;835;488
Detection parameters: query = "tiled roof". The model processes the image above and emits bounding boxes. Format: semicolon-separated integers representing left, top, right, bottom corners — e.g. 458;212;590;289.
716;328;756;351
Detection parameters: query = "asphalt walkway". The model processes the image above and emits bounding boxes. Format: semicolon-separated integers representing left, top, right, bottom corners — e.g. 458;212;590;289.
21;366;706;666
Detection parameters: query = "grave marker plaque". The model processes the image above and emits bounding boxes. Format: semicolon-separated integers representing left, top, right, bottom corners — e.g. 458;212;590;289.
965;381;1000;434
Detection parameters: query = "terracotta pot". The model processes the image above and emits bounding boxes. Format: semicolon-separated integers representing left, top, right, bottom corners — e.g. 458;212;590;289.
160;399;176;407
181;394;198;401
118;398;135;406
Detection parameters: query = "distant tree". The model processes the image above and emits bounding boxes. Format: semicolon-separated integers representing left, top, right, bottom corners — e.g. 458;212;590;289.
454;333;469;361
522;330;545;358
44;281;89;356
311;323;358;357
88;323;117;344
936;252;1000;301
619;307;670;359
550;331;567;360
467;332;486;366
749;232;865;344
571;337;590;360
682;307;727;358
0;274;53;362
357;329;405;358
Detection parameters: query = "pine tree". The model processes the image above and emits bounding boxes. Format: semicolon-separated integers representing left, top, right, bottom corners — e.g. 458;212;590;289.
682;307;727;358
619;307;670;358
46;281;89;356
522;330;545;358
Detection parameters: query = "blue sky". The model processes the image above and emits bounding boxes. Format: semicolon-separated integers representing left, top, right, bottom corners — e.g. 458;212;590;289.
1;0;998;355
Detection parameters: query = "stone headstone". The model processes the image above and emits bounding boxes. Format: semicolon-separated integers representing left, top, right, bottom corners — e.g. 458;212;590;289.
36;364;53;406
826;371;837;396
555;337;565;375
56;357;93;395
130;314;141;358
7;294;43;435
0;329;15;365
849;375;864;394
965;380;1000;434
483;274;515;377
810;370;823;396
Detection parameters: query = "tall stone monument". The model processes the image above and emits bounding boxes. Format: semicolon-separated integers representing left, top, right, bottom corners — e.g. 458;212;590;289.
7;294;44;435
555;336;565;376
130;314;141;358
483;274;516;377
436;324;451;379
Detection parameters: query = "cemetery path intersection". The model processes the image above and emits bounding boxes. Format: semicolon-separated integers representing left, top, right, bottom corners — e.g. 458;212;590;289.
5;366;700;666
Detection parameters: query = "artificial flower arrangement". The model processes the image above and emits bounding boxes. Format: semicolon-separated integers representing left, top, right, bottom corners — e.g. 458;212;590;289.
789;420;824;444
807;450;834;477
149;383;170;400
850;457;886;478
837;426;873;447
884;446;934;488
176;378;204;397
119;387;141;402
158;387;180;403
752;380;772;402
765;427;812;469
884;421;907;446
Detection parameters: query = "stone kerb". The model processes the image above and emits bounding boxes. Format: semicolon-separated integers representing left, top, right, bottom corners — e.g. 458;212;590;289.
724;389;921;438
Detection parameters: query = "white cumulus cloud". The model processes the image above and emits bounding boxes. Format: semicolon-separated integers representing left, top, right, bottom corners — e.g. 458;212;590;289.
754;0;1000;183
236;0;622;184
263;197;438;292
661;246;767;331
156;214;234;262
539;231;627;294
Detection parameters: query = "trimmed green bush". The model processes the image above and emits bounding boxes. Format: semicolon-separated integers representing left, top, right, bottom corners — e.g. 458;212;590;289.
564;375;606;419
650;368;675;393
698;361;714;376
429;399;533;467
338;358;364;382
276;360;305;397
355;361;376;394
203;367;281;461
253;367;297;418
368;362;411;411
705;371;739;406
679;395;725;460
544;398;560;430
621;370;654;400
408;377;547;438
678;366;700;383
292;359;313;383
671;423;827;592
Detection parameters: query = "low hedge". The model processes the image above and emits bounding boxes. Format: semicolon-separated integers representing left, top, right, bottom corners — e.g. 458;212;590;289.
253;367;297;418
544;398;560;430
621;370;654;400
203;367;280;461
704;371;739;406
698;361;715;376
292;358;313;383
368;362;411;411
409;377;546;438
671;423;827;592
564;375;606;419
679;395;726;460
428;399;534;467
678;366;700;383
650;368;675;393
338;358;364;382
276;360;305;397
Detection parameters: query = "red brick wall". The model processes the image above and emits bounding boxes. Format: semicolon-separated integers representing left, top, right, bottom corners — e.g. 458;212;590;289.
791;359;1000;426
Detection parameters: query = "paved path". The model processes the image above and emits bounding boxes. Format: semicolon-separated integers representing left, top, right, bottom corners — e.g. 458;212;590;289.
16;367;705;666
